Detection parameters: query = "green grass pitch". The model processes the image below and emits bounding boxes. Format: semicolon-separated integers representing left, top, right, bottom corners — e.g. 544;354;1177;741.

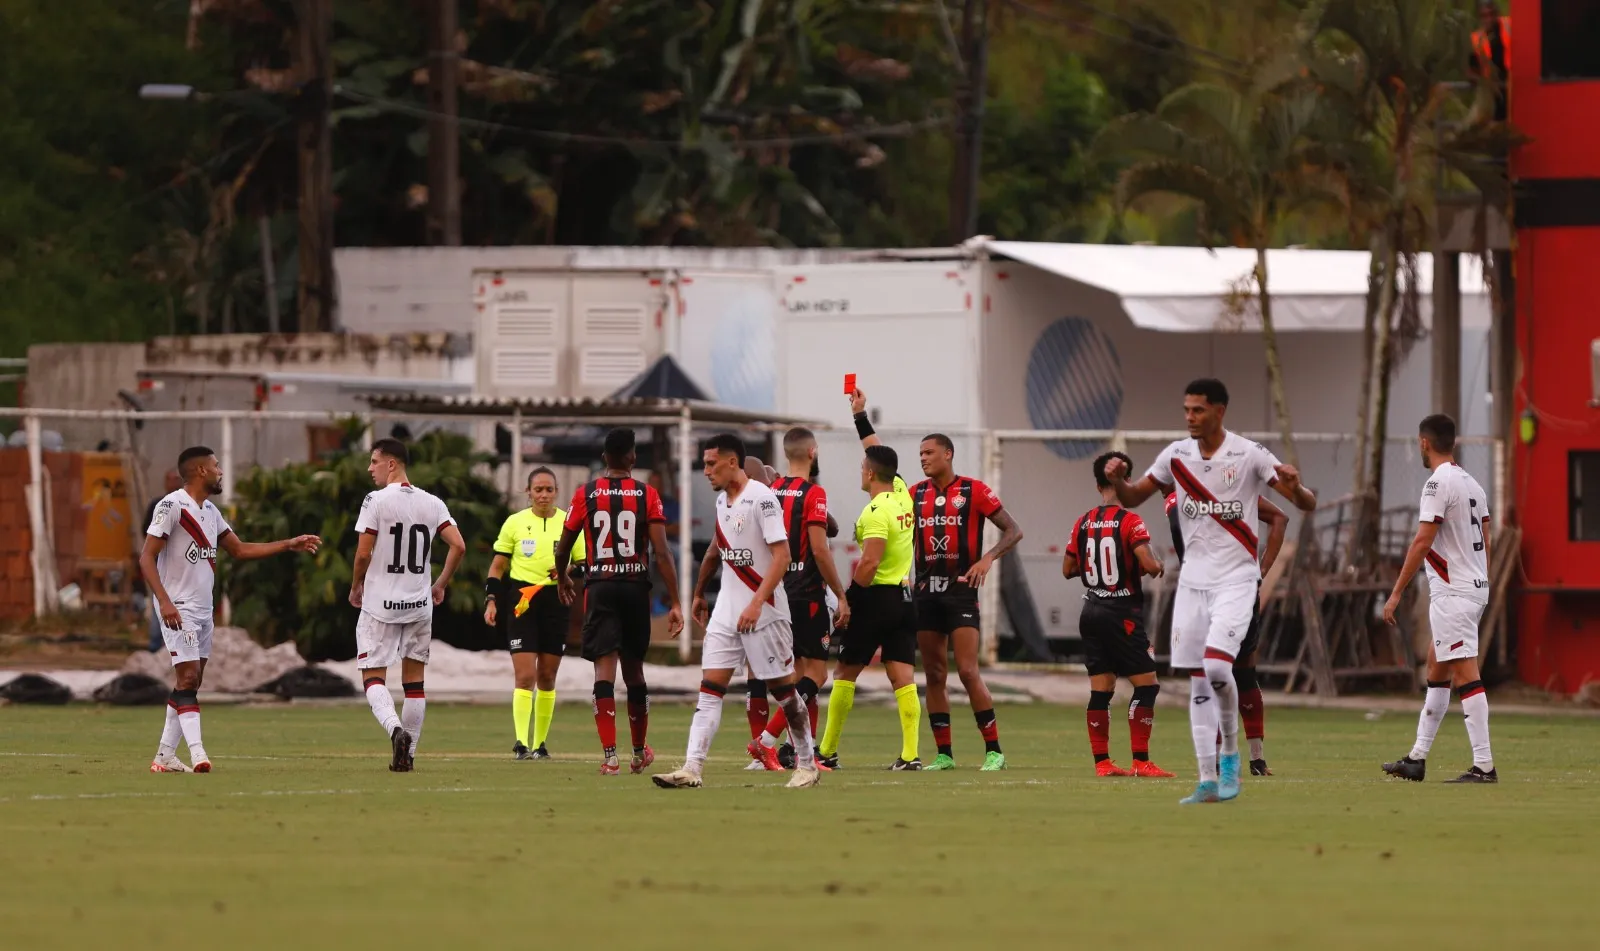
1;701;1596;950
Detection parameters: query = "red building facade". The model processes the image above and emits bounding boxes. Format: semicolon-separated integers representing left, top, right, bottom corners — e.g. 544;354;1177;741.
1509;1;1600;692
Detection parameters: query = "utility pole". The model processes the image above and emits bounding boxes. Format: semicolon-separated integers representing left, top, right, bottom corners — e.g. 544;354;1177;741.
293;0;336;332
426;0;462;246
948;0;989;243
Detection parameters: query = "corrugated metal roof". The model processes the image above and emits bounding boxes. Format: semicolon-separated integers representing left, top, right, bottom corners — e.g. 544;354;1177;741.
359;393;825;428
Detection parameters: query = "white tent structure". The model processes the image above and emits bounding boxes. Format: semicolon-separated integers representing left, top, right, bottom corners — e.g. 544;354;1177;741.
983;240;1490;332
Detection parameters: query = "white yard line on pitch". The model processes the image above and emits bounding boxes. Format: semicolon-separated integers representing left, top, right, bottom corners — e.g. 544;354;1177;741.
0;785;526;804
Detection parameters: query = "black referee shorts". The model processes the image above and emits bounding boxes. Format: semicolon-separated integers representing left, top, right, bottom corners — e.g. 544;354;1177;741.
1079;600;1156;678
503;581;569;656
837;584;916;667
581;580;651;662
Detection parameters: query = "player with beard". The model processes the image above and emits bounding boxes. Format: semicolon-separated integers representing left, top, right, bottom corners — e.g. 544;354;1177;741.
1380;414;1497;784
142;446;321;773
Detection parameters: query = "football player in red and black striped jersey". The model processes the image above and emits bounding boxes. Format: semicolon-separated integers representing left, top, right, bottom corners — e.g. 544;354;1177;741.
555;429;684;776
851;386;1024;771
1064;451;1174;778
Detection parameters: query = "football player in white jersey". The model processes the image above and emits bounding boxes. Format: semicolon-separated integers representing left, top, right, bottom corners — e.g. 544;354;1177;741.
141;446;321;773
1381;414;1498;783
1104;378;1315;804
349;438;467;772
654;434;820;789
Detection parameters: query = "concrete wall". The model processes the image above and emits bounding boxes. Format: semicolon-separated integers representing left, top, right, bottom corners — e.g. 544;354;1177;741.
23;343;147;451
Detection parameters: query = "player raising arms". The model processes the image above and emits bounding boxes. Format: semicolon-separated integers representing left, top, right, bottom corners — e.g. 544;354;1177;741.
1064;451;1173;778
554;429;685;775
485;467;585;761
1381;414;1498;784
349;439;467;772
1104;378;1315;804
819;441;923;770
654;435;820;789
1166;490;1288;775
851;388;1022;770
142;446;321;773
748;428;851;770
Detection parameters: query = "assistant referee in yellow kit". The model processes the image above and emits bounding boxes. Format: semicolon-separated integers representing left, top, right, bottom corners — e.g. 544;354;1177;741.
486;466;586;761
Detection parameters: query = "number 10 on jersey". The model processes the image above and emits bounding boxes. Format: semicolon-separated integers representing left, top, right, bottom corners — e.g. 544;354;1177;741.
387;523;432;574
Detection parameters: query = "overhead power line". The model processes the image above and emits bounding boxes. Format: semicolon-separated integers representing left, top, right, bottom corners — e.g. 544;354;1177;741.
334;87;955;150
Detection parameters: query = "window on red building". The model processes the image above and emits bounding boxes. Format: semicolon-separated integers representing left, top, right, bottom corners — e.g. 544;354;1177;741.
1543;1;1600;80
1570;451;1600;541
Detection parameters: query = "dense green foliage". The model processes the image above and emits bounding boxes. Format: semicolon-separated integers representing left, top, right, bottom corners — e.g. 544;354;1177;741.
1;0;1323;352
225;430;508;661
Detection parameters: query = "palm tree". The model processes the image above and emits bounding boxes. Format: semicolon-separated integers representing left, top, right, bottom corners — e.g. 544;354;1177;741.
1303;0;1518;568
1092;75;1339;466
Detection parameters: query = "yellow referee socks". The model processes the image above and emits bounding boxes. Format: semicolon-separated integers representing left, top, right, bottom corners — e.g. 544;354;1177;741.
895;683;921;762
513;688;534;747
819;679;856;757
533;688;557;749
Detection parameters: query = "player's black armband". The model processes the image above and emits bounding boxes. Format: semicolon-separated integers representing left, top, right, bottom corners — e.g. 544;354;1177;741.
853;412;875;440
485;576;506;599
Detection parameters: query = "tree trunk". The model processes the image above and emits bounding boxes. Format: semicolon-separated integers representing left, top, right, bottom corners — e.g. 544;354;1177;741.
1255;245;1298;467
1356;225;1402;569
293;0;335;333
425;0;461;246
1345;244;1383;569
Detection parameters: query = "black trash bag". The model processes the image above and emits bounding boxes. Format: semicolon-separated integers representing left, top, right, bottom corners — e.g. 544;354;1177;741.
92;673;171;706
1;673;74;705
255;666;357;699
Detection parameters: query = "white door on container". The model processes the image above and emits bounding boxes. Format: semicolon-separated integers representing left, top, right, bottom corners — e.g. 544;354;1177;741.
672;271;775;410
777;262;979;430
571;274;665;398
476;272;567;398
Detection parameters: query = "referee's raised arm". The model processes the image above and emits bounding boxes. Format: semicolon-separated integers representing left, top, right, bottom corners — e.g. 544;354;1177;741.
850;388;881;449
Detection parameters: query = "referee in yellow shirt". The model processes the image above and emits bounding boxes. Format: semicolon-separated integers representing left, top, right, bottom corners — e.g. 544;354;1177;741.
817;443;922;770
486;467;585;760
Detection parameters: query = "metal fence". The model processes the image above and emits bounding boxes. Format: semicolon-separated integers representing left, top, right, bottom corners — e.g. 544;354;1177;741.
985;428;1504;665
1;407;1504;670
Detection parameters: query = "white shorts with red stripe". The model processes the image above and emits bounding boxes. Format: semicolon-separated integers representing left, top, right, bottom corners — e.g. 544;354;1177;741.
702;618;795;682
1170;581;1256;669
1429;594;1485;663
163;611;214;666
355;611;432;669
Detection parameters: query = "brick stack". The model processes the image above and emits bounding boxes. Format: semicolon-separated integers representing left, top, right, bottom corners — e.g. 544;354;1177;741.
0;448;88;619
0;449;33;618
46;451;87;593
